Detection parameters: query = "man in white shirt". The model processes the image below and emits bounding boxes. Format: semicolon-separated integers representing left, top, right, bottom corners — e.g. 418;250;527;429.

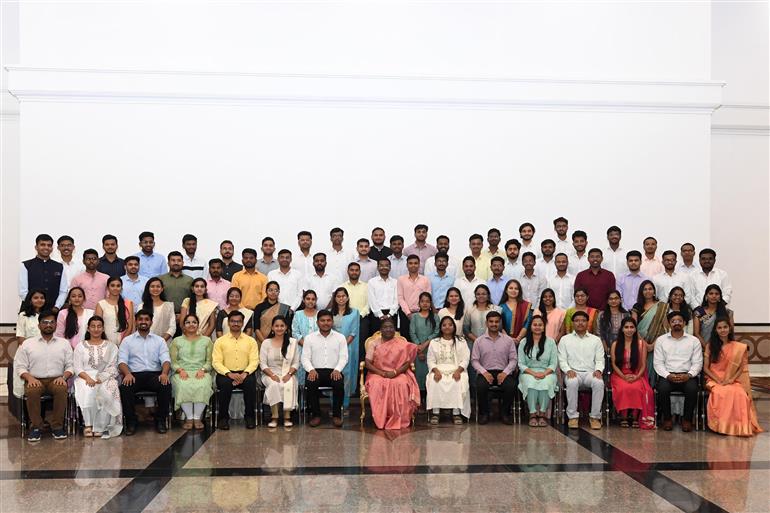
552;217;573;256
568;230;590;276
677;242;701;276
368;259;399;334
652;250;693;302
640;236;664;277
548;253;574;310
519;252;548;305
387;235;408;279
558;311;605;429
502;239;524;279
325;227;353;284
352;238;378;282
455;256;484;306
291;231;315;278
653;311;703;432
302;310;348;427
689;248;732;307
57;235;85;286
304;253;339;309
535;239;557;279
601;225;628;278
181;234;207;279
267;249;304;310
424;235;460;278
519;222;541;259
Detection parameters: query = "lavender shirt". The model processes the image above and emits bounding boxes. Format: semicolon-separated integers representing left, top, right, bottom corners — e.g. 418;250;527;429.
616;271;649;310
471;331;518;375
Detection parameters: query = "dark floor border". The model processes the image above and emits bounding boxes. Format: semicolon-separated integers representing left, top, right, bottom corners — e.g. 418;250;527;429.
558;425;730;513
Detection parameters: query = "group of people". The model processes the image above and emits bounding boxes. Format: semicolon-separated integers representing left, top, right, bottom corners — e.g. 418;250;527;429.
12;220;761;441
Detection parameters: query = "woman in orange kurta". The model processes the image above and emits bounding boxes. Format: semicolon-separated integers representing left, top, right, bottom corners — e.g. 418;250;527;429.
704;319;763;437
365;318;420;429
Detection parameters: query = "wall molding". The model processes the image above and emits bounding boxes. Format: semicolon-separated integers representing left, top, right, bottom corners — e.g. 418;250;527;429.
712;103;769;135
6;66;725;114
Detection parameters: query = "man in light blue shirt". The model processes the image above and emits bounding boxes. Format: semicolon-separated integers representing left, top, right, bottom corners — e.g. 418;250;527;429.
428;252;454;308
121;256;148;312
487;257;508;305
134;231;168;278
118;309;171;435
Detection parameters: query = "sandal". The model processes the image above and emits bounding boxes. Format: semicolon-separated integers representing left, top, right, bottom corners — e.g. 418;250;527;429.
83;426;94;437
529;417;539;427
631;420;640;429
283;418;293;428
453;415;463;425
537;417;548;427
267;419;279;428
619;419;629;428
430;415;440;425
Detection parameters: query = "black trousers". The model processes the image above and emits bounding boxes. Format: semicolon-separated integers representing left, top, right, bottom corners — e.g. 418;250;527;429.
358;315;371;362
656;377;699;421
305;368;345;418
476;370;516;416
398;310;412;341
216;372;257;420
119;371;172;424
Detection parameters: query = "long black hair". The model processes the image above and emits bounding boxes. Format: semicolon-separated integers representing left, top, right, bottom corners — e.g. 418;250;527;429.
499;279;524;306
19;289;48;317
473;284;492;307
438;315;458;348
614;316;639;371
701;284;729;319
142;277;167;309
666;286;692;324
106;276;129;333
523;314;546;360
298;290;317;311
708;317;734;364
328;287;352;316
443;287;465;320
632;280;657;313
599;290;626;341
84;315;108;341
536;288;556;327
64;287;86;340
187;278;208;316
419;291;436;331
267;315;292;358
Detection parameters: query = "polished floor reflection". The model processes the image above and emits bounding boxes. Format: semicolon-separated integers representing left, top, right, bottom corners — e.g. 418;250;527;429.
1;396;768;513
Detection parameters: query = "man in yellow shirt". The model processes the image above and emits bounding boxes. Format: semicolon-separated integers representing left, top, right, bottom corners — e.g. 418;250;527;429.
231;248;268;310
212;310;259;429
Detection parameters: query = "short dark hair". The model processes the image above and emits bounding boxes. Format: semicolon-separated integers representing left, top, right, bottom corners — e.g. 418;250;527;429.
699;248;716;258
372;227;385;234
571;230;587;241
485;310;502;321
487;228;501;237
102;234;117;244
38;309;57;322
317;309;334;321
519;222;535;233
469;233;483;243
436;235;450;243
572;311;590;321
643;236;657;244
406;254;420;263
666;310;684;322
435;252;449;262
462;256;476;265
277;249;292;256
588;248;603;256
242;248;257;257
182;234;197;244
347;262;361;269
490;256;505;265
540;239;555;247
626;250;642;260
555;252;569;260
414;224;429;232
521;252;536;262
505;238;521;250
220;239;234;247
357;238;370;245
607;226;622;236
36;234;54;244
167;250;183;260
228;310;245;321
261;237;275;245
312;252;327;260
553;217;568;225
680;242;695;251
124;255;140;264
209;258;224;267
83;248;99;258
390;235;404;244
138;231;154;241
662;250;676;259
135;308;154;320
57;235;74;245
297;230;312;239
330;227;344;236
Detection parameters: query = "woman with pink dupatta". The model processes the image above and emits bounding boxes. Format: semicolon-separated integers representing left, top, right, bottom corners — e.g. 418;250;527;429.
365;318;421;429
610;317;655;429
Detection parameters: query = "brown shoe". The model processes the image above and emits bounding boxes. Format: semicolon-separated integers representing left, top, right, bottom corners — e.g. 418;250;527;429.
681;420;693;432
568;418;579;429
589;418;602;430
182;420;193;430
309;417;322;427
193;420;205;430
662;419;673;431
332;417;343;428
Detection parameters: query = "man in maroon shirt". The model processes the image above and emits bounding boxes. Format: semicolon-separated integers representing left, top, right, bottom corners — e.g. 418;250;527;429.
573;248;616;309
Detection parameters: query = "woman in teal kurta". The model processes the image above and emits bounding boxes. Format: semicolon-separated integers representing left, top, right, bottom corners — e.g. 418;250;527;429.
170;314;214;429
517;315;558;427
409;292;440;391
291;290;318;386
330;287;360;409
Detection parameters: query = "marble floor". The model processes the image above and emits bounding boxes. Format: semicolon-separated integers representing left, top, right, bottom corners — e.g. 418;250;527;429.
1;395;768;513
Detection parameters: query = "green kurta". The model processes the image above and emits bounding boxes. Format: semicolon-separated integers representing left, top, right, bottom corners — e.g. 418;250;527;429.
517;337;559;399
409;313;440;390
170;335;214;408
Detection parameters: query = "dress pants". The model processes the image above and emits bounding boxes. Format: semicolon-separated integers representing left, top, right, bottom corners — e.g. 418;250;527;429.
25;377;68;430
475;370;516;416
305;368;345;418
565;371;604;419
119;371;172;425
216;372;257;420
656;377;699;421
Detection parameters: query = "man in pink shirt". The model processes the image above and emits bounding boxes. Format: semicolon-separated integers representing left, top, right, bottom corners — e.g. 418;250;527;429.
397;255;431;341
206;258;231;309
69;248;109;309
403;224;437;274
640;236;665;277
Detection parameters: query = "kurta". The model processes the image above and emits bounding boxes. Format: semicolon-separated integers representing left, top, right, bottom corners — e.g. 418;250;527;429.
534;308;565;341
259;337;300;410
365;336;420;429
334;309;361;407
595;310;625;348
409;313;440;391
705;341;763;436
170;335;214;409
73;340;123;437
437;308;464;336
425;337;471;418
97;298;134;345
517;337;559;400
55;308;95;349
291;311;318;385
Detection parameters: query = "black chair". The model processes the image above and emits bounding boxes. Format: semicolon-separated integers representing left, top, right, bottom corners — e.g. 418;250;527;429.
127;391;172;430
20;393;75;437
653;372;705;430
473;380;519;423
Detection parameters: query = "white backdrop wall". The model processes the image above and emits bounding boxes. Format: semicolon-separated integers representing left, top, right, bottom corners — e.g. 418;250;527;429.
1;0;766;323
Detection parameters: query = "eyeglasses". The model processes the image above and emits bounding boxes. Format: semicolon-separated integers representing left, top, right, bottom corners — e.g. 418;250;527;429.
40;320;56;325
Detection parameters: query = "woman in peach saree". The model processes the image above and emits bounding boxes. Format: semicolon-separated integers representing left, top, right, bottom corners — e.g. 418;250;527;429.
364;318;421;429
704;319;763;437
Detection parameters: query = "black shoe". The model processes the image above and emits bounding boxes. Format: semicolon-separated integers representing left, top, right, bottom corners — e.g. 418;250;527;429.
155;420;168;434
478;414;489;425
245;417;256;429
218;418;230;430
52;428;68;440
502;415;514;425
124;423;136;436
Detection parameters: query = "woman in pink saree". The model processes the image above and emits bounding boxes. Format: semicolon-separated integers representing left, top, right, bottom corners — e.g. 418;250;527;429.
365;318;421;429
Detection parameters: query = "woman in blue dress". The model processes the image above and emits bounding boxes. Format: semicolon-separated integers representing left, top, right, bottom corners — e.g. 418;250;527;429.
329;287;360;409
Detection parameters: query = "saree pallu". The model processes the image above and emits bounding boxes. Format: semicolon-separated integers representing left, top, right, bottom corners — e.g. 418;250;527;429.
636;302;668;385
705;342;763;436
501;301;533;337
365;336;421;429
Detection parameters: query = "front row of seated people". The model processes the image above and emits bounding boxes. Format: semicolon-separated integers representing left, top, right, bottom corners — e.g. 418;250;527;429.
15;307;761;441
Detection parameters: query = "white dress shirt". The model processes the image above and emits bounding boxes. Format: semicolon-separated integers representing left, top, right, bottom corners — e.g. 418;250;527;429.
387;254;409;279
689;268;732;307
182;253;208;279
652;271;693;304
520;241;541;259
301;330;349;372
60;259;86;287
325;248;355;284
568;253;590;276
368;275;399;317
557;332;605;373
291;251;315;278
653;332;703;377
267;268;304;310
454;275;484;306
601;246;628;278
503;259;524;279
353;257;378;283
676;262;701;277
554;238;572;256
548;273;575;310
424;254;460;279
535;258;557;279
304;272;340;310
519;271;548;305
